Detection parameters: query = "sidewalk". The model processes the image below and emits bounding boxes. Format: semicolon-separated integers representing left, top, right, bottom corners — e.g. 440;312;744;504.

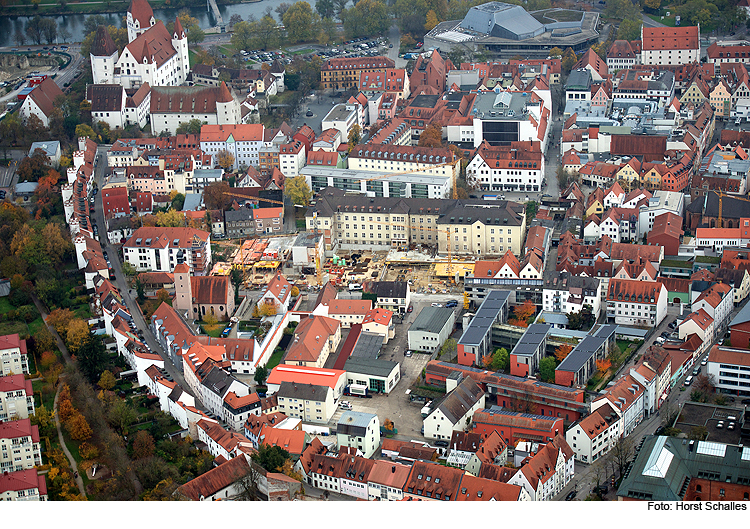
53;381;87;498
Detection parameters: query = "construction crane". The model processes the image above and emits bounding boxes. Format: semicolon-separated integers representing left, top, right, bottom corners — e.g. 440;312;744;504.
354;157;462;200
715;190;750;228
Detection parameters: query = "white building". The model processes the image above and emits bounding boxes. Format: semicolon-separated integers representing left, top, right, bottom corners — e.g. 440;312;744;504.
0;334;29;377
507;435;575;501
367;460;410;501
407;306;456;352
121;226;211;275
275;382;335;424
591;374;645;436
0;419;41;472
565;403;621;464
302;166;451;199
200;124;265;171
18;77;63;127
150;84;240;136
542;272;601;320
348;144;459;184
692;283;734;333
606;279;668;327
336;411;380;459
0;375;35;421
87;83;152;130
706;344;750;398
637;191;684;238
321;103;360;139
466;141;545;193
641;25;701;66
423;376;485;441
0;469;47;501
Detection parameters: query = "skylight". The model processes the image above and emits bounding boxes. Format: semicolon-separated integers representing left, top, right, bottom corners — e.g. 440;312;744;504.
642;437;673;478
697;441;727;458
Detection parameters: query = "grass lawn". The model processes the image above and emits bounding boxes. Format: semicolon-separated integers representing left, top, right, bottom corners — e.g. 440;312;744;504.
265;347;285;370
28;316;45;336
0;320;29;337
60;428;90;487
189;49;199;69
73;304;93;320
201;324;224;338
648;13;676;26
0;297;13;313
296;218;307;230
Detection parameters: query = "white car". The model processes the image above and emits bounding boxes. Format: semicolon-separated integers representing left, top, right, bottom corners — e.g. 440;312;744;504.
340;401;353;410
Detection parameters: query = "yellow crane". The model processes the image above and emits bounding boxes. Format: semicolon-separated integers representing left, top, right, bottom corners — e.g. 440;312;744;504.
715;190;750;228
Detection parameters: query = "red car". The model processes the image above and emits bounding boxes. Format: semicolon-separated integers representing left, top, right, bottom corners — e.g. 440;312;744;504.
416;42;423;48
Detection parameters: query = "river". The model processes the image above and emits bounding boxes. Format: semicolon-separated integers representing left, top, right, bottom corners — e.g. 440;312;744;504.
0;0;310;47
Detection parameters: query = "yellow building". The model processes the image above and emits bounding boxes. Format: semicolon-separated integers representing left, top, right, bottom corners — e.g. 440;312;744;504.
615;158;642;190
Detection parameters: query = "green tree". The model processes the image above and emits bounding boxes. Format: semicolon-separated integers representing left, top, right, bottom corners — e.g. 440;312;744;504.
108;400;137;435
230;266;243;304
347;124;361;153
341;0;390;39
617;18;642;41
77;334;107;384
283;1;319;43
439;338;457;359
121;262;137;277
26;15;44;45
254;365;269;386
75;124;97;140
175;119;205;135
316;0;336;20
135;274;146;302
231;21;254;52
284;175;312;206
252;15;280;51
252;443;290;472
539;357;557;383
491;347;509;371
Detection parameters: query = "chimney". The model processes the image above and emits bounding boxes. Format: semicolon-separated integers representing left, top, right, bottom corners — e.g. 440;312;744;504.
392;466;396;473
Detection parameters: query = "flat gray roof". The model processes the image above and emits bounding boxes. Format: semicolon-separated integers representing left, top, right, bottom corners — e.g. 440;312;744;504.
510;323;551;358
471;90;531;121
344;357;399;378
410;306;455;335
459;290;510;346
351;332;384;360
555;334;606;373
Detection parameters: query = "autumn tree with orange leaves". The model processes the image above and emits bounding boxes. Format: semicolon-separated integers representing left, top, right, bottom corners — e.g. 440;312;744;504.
555;344;573;363
596;358;612;374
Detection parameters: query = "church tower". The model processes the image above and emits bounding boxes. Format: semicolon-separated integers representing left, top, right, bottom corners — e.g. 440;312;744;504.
89;26;119;85
127;0;156;43
173;263;193;318
172;16;190;86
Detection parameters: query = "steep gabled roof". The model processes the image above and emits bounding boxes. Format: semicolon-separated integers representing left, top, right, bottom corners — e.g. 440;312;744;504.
91;25;118;56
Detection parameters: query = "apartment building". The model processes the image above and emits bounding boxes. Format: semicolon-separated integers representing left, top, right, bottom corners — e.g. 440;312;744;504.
320;56;396;90
0;334;29;377
641;26;700;66
122;227;211;275
0;375;35;420
606;278;668;327
200;124;265;171
466;141;545;193
0;419;41;472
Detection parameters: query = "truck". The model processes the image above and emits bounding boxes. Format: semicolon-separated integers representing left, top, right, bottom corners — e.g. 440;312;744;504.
344;384;371;398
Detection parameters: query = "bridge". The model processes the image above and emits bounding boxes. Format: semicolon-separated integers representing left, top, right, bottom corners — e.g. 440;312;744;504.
206;0;225;31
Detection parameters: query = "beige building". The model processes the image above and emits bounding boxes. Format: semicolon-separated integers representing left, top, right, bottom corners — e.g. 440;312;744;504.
437;203;527;258
0;469;47;501
173;263;235;322
0;334;29;377
710;81;732;118
0;375;35;420
284;315;341;368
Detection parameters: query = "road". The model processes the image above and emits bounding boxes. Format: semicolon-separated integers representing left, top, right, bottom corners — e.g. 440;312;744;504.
91;146;196;399
641;12;667;28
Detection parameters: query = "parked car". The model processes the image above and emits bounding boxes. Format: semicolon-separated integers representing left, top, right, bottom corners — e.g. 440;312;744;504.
684;375;693;386
431;303;442;307
407;305;413;313
566;490;577;501
445;300;458;308
306;109;313;117
701;359;707;366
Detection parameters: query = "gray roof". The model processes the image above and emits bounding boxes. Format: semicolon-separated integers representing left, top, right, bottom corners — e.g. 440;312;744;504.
344;357;399;378
293;232;322;248
542;271;599;294
29;141;60;158
193;168;223;181
566;69;592;91
277;381;331;401
14;182;38;194
322;104;355;123
351;332;384;360
555;334;607;374
470;91;533;122
459;290;510;346
701;190;750;220
182;193;203;212
410;306;455;334
538;312;568;326
202;366;238;398
433;376;485;424
460;2;545;40
373;281;408;299
337;411;376;438
436;203;525;227
730;299;750;327
617;435;750;501
224;207;254;223
510;323;551;358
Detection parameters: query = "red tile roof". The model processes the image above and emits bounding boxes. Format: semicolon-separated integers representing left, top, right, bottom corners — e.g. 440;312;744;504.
176;454;251;500
577;403;618;440
0;374;32;395
708;345;750;367
455;474;522;501
368;460;411;489
259;425;307;455
0;334;27;354
285;315;340;364
642;26;700;51
124;21;176;69
405;460;464;500
267;365;345;389
28;77;64;119
607;278;665;305
0;469;46;496
190;276;229;305
0;418;39;442
200;124;264;142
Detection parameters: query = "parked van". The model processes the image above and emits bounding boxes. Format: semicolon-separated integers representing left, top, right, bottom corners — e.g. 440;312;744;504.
684;375;693;386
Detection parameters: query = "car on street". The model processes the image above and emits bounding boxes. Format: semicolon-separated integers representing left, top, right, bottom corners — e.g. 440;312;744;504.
221;327;231;338
701;359;707;366
404;350;412;357
340;401;352;410
684;375;693;386
565;490;577;501
445;300;458;308
435;440;449;447
306;109;313;117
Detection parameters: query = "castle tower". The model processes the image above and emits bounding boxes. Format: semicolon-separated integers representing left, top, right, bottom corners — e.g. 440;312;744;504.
215;82;239;125
89;26;119;84
127;0;156;43
172;17;190;86
173;263;193;317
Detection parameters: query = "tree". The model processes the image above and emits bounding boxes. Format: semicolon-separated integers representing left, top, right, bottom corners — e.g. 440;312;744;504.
229;14;243;27
230;266;243;304
439;338;457;359
515;300;536;323
284;175;312;206
252;443;290;472
203;181;233;211
133;431;155;459
316;0;336;19
252;15;281;51
76;334;107;384
203;312;219;327
98;370;117;391
155;209;185;227
694;373;716;395
66;412;92;441
567;311;584;330
484;347;509;371
258;303;278;317
14;28;26;46
283;2;318;43
40;17;57;44
156;289;171;305
176;10;205;44
347;124;361;153
26;15;44;45
48;308;74;334
617;18;642;41
555;344;573;362
548;47;563;58
340;0;390;38
424;9;439;31
418;122;443;148
539;357;557;382
216;150;236;171
609;436;633;479
135;274;145;302
596;358;612;374
75;124;97;140
66;319;90;354
175;119;205;135
254;365;269;386
30;404;55;438
121;262;137;277
561;47;577;73
171;192;185;211
383;418;395;432
231;21;254;52
108;400;137;435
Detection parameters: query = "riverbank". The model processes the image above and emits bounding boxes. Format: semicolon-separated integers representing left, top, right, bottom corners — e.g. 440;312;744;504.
1;0;260;17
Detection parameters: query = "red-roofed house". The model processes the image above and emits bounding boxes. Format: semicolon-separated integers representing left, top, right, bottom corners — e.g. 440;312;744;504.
122;226;211;275
362;308;395;344
606;278;668;327
0;374;34;420
647;212;683;256
507;434;574;501
0;468;47;501
101;185;130;219
19;77;64;127
284;314;341;368
455;473;528;501
0;418;41;471
0;334;29;376
367;460;411;501
259;273;293;314
641;26;700;66
565;402;621;463
471;408;563;447
692;282;733;333
573;48;608;81
591;374;645;435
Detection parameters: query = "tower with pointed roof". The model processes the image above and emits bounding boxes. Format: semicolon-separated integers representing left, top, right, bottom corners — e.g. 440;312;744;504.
127;0;156;43
171;16;190;86
90;26;119;84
